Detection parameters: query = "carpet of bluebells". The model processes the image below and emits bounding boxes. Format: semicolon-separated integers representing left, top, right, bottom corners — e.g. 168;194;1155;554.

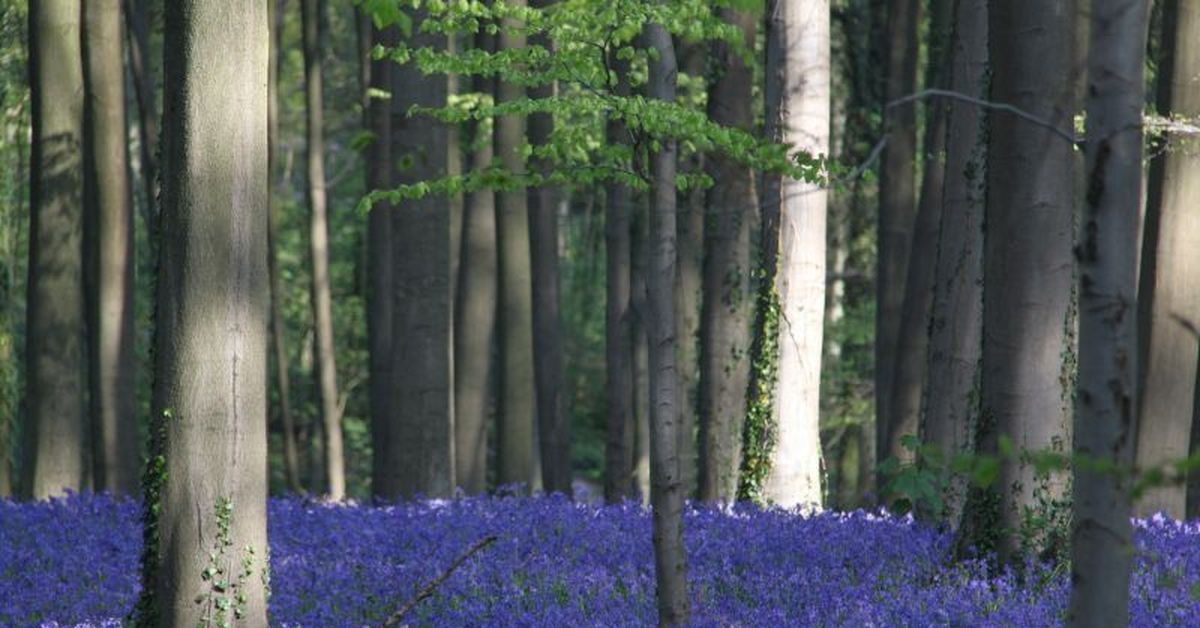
3;492;1200;626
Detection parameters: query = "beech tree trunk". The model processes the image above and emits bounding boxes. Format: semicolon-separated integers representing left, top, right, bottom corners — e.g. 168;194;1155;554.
142;1;270;623
632;200;651;503
698;6;756;504
1067;0;1144;622
122;0;158;241
25;0;86;499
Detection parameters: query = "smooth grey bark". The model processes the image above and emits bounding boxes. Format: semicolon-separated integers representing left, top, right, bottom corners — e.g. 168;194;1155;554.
875;0;920;469
983;0;1077;560
632;200;651;503
644;18;689;625
454;29;498;495
495;0;541;492
122;0;157;241
374;12;455;499
146;1;270;623
921;0;987;526
25;0;86;499
83;0;138;495
1135;0;1200;520
885;0;950;466
1067;0;1144;622
698;6;757;504
761;0;828;508
301;0;345;500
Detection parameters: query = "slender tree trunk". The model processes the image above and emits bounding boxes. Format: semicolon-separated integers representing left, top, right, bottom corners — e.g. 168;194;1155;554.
25;0;86;499
1135;0;1200;520
632;199;652;503
140;1;270;623
1067;0;1144;622
922;0;987;527
83;0;138;495
875;0;920;469
983;0;1078;561
698;6;757;504
122;0;157;242
301;0;344;500
454;29;498;495
529;0;571;496
495;0;540;492
644;17;689;625
761;0;828;509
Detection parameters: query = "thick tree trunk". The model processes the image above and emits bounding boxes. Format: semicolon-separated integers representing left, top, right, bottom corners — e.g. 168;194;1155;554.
83;0;138;495
644;18;689;625
698;6;757;504
495;0;540;492
761;0;828;509
301;0;345;500
1135;0;1200;520
983;0;1078;561
1067;0;1144;622
632;200;652;503
25;0;86;499
922;0;987;526
142;1;270;623
122;0;158;241
454;29;498;495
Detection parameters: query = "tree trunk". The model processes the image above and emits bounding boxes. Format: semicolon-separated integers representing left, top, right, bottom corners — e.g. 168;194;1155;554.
1067;0;1144;622
1135;0;1200;520
301;0;344;500
83;0;138;495
25;0;86;499
495;0;540;492
632;199;652;503
454;28;498;495
983;0;1078;561
885;0;950;467
122;0;158;242
698;6;757;504
529;0;571;496
140;1;270;623
922;0;987;527
875;0;920;469
644;18;689;625
761;0;828;509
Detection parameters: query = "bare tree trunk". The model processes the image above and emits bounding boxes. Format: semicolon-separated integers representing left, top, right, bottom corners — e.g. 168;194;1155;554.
122;0;157;242
1067;0;1144;622
644;17;689;625
1135;0;1200;520
761;0;828;509
983;0;1078;561
922;0;987;527
495;0;540;492
301;0;344;500
25;0;86;499
698;6;757;504
454;28;498;495
632;200;651;503
139;1;270;623
83;0;139;495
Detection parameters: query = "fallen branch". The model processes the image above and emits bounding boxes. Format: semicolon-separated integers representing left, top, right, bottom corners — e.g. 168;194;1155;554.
380;535;499;627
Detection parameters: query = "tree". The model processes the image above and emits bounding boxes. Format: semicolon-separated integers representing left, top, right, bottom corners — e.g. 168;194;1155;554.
25;0;86;499
137;0;270;623
122;0;158;240
82;0;138;495
1067;0;1145;621
698;5;756;504
1134;0;1200;520
760;0;828;508
983;0;1078;560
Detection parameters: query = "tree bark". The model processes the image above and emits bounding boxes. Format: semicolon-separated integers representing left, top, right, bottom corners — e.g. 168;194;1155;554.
122;0;158;242
301;0;345;500
495;0;540;492
983;0;1078;561
83;0;138;495
761;0;828;509
1067;0;1144;622
143;1;270;622
632;199;651;503
698;6;757;504
25;0;86;499
644;18;689;625
1135;0;1200;520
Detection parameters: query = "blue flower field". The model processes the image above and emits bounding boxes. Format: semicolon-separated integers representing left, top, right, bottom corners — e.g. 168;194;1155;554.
3;492;1199;626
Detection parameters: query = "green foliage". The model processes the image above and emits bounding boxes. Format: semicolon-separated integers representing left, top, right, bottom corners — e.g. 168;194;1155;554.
738;280;778;504
195;497;256;628
131;409;172;627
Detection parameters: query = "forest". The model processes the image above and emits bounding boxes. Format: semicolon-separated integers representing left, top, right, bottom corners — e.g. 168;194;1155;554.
1;0;1198;625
